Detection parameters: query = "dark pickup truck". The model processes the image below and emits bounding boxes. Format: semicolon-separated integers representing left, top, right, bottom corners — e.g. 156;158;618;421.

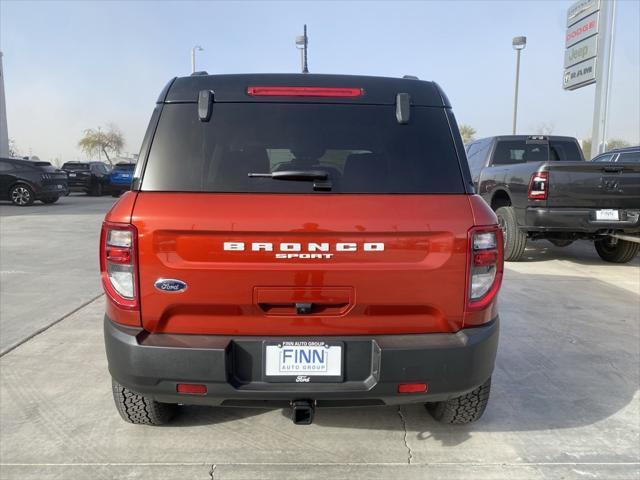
466;135;640;263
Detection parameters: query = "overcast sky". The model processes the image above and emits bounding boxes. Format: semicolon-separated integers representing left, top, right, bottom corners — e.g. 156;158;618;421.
1;0;639;162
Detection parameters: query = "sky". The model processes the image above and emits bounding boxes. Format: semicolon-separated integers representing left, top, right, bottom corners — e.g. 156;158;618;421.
1;0;639;162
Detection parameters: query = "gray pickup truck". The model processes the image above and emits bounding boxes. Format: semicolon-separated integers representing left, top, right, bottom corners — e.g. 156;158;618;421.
465;135;640;263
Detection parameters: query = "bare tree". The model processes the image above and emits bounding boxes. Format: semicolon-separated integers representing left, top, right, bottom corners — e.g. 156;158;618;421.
8;138;21;157
536;122;554;135
78;125;125;165
459;124;477;145
581;139;591;159
606;138;630;151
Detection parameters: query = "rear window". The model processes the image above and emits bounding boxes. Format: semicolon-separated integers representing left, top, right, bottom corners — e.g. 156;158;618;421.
141;103;465;193
492;139;582;165
618;152;640;163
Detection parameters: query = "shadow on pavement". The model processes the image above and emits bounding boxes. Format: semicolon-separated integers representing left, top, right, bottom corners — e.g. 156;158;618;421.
514;239;639;267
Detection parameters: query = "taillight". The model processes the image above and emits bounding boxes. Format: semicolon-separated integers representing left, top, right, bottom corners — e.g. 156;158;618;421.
467;227;504;311
247;86;363;97
528;171;549;200
100;222;138;309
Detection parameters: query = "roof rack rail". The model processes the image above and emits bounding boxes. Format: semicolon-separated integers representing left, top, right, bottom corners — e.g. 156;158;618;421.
402;75;419;80
191;71;209;76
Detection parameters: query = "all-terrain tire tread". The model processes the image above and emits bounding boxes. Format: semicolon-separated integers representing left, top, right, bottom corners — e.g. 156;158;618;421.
112;380;175;425
427;378;491;424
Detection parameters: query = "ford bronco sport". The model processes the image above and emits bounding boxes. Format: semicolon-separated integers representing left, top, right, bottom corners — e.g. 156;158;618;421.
102;74;503;425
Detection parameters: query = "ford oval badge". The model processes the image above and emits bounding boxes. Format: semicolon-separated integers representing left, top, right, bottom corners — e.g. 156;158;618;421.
154;279;187;293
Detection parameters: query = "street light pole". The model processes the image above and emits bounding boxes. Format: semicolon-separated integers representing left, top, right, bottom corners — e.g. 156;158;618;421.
295;25;309;73
512;36;526;135
191;45;203;74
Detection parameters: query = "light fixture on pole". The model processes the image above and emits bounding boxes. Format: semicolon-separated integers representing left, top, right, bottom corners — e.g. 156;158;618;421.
191;45;204;74
295;25;309;73
511;36;526;135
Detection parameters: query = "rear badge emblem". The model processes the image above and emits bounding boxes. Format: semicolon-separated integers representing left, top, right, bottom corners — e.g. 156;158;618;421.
154;279;187;293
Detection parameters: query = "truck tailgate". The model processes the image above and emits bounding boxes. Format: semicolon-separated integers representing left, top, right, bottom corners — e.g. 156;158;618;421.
132;193;474;336
547;162;640;208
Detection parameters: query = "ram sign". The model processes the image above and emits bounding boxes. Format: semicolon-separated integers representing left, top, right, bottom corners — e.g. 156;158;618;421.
563;0;601;90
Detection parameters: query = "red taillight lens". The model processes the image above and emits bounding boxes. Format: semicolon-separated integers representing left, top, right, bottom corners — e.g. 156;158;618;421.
528;171;549;200
100;222;137;309
466;227;504;312
177;383;207;395
398;383;428;394
247;86;363;97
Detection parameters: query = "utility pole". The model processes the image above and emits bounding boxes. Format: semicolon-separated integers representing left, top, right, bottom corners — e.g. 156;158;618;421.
295;25;309;73
591;0;616;157
0;51;9;157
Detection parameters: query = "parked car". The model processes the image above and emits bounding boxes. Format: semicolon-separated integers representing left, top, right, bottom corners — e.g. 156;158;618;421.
109;162;135;196
0;157;67;206
102;73;503;426
466;135;640;263
61;161;111;196
592;146;640;163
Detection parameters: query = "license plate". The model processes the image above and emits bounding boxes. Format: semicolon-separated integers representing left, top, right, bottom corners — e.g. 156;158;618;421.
264;341;342;382
69;173;76;177
596;209;619;221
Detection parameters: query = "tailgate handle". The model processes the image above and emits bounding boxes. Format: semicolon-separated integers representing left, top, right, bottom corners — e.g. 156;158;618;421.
295;303;313;315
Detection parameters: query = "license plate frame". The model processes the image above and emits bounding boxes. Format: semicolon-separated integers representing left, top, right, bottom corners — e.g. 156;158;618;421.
595;209;620;221
263;340;344;383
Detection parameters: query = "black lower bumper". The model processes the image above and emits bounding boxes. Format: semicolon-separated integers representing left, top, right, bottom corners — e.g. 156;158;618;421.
104;317;499;407
525;207;640;234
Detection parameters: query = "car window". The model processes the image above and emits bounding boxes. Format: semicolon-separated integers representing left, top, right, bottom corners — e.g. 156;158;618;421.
549;140;582;161
617;152;640;163
142;103;466;194
593;153;615;162
492;141;548;165
0;161;14;172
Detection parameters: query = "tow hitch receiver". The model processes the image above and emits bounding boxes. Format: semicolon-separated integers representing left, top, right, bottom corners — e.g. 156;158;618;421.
291;400;315;425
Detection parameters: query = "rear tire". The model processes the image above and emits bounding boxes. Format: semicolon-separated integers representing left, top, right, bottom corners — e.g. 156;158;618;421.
10;184;35;206
594;238;639;263
496;206;527;261
426;377;491;424
112;379;177;425
40;195;60;204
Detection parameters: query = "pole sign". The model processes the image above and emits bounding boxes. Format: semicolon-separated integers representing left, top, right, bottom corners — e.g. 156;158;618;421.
563;0;601;90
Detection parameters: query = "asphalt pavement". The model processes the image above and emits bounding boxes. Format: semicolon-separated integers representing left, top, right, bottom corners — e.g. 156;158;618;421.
0;197;638;479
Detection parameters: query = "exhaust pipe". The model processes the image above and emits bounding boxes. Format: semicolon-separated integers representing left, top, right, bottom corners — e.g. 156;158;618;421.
291;400;315;425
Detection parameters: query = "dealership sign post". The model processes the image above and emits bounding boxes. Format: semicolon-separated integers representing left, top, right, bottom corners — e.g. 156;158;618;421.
563;0;616;158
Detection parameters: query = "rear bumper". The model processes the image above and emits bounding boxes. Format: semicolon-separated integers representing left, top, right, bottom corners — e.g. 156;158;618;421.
525;207;640;234
35;184;66;198
104;316;499;407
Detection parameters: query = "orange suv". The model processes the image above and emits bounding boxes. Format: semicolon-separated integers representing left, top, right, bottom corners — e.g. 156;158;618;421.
101;74;503;425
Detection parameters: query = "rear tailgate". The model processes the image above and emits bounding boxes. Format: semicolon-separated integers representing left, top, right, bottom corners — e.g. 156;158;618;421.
547;161;640;208
133;193;473;336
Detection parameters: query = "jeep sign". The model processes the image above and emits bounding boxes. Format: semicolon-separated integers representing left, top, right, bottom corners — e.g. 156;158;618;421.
564;35;598;69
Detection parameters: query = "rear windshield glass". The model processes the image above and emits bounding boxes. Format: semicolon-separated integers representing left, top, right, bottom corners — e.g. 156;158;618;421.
141;103;464;193
493;140;582;165
62;164;89;171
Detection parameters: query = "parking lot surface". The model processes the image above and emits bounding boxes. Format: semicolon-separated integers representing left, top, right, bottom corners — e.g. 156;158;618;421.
0;198;638;479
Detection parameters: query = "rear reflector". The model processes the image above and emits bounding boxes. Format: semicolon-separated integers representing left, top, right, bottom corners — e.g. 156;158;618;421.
247;86;363;98
398;383;428;394
177;383;207;395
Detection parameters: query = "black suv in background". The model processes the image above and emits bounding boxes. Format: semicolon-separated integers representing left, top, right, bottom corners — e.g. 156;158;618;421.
62;161;111;196
0;157;68;206
592;146;640;163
